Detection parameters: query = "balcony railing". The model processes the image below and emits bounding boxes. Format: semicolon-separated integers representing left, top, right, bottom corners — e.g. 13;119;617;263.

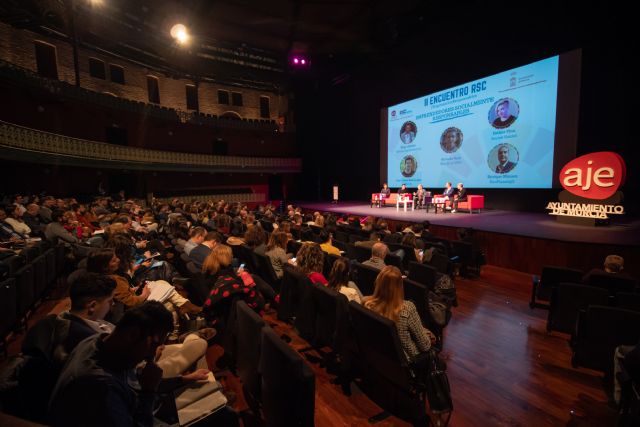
0;120;301;173
154;193;267;204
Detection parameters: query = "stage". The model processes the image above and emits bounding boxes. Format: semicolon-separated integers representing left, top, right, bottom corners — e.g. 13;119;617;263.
297;201;640;275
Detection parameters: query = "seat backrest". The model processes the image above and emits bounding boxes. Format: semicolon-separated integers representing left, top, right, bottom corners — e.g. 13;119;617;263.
334;231;349;243
322;253;341;278
236;301;266;406
309;283;347;348
408;262;437;290
615;292;640;313
14;265;35;319
254;252;279;287
385;252;403;271
1;255;25;277
538;266;583;300
44;249;56;286
382;233;402;244
353;262;379;296
428;252;452;276
0;278;17;339
237;245;259;273
31;255;47;299
573;305;640;374
402;279;429;326
548;283;609;334
348;302;412;390
259;327;315;427
347;243;370;263
585;272;638;296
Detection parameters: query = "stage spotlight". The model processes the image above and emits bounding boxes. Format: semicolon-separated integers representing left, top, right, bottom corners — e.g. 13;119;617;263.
290;55;309;67
170;23;189;44
88;0;104;5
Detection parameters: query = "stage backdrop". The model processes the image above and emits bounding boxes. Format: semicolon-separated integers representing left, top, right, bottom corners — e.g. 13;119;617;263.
381;50;581;190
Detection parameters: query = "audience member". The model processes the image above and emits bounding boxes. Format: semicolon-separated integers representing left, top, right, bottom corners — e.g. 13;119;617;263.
362;242;388;270
364;266;436;359
265;231;291;279
183;226;206;255
189;231;222;269
582;254;633;282
296;242;328;285
327;258;363;303
319;229;341;256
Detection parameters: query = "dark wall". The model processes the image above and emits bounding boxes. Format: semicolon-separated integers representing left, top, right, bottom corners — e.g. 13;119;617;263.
0;159;299;203
293;3;639;214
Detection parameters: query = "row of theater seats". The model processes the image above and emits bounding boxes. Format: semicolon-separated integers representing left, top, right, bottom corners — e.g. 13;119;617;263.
530;265;640;377
226;301;315;426
0;243;66;353
270;266;432;424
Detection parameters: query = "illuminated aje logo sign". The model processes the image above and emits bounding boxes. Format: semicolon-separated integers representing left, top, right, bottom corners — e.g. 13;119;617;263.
547;152;626;220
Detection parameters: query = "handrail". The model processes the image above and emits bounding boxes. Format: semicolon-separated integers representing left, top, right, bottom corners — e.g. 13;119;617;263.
0;120;301;172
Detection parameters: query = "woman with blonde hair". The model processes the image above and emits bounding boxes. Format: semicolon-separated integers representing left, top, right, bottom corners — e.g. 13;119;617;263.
202;244;265;321
364;266;435;359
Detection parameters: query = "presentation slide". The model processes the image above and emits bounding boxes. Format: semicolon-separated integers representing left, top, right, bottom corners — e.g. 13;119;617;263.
386;55;561;189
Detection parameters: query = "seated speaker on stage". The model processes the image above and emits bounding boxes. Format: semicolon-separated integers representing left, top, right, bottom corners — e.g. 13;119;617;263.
380;183;391;198
413;184;431;209
451;182;467;213
398;183;409;197
372;183;392;207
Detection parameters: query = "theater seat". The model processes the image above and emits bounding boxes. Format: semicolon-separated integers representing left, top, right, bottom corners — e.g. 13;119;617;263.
547;283;608;334
235;301;266;412
259;327;315;427
348;301;428;425
571;305;640;374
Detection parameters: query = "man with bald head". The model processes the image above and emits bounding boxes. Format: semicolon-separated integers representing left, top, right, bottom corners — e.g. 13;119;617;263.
363;242;388;270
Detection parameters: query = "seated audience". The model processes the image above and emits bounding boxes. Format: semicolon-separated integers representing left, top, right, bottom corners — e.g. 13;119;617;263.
244;225;267;255
327;258;363;303
401;233;422;262
48;302;189;427
203;245;265;323
45;210;80;245
265;231;291;279
183;226;206;255
189;231;223;269
364;266;436;359
583;254;634;282
22;204;45;237
363;242;388;270
4;204;31;236
296;242;328;285
319;229;341;256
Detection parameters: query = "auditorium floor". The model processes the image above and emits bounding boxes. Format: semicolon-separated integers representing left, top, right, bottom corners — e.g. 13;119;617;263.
2;265;617;426
215;265;617;427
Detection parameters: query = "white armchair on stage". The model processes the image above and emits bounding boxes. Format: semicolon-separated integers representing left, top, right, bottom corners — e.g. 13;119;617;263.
396;193;414;212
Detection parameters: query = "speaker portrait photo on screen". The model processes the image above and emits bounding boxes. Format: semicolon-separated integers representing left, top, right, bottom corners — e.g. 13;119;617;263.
488;143;519;174
489;98;519;129
401;155;418;177
400;121;417;144
440;127;463;153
